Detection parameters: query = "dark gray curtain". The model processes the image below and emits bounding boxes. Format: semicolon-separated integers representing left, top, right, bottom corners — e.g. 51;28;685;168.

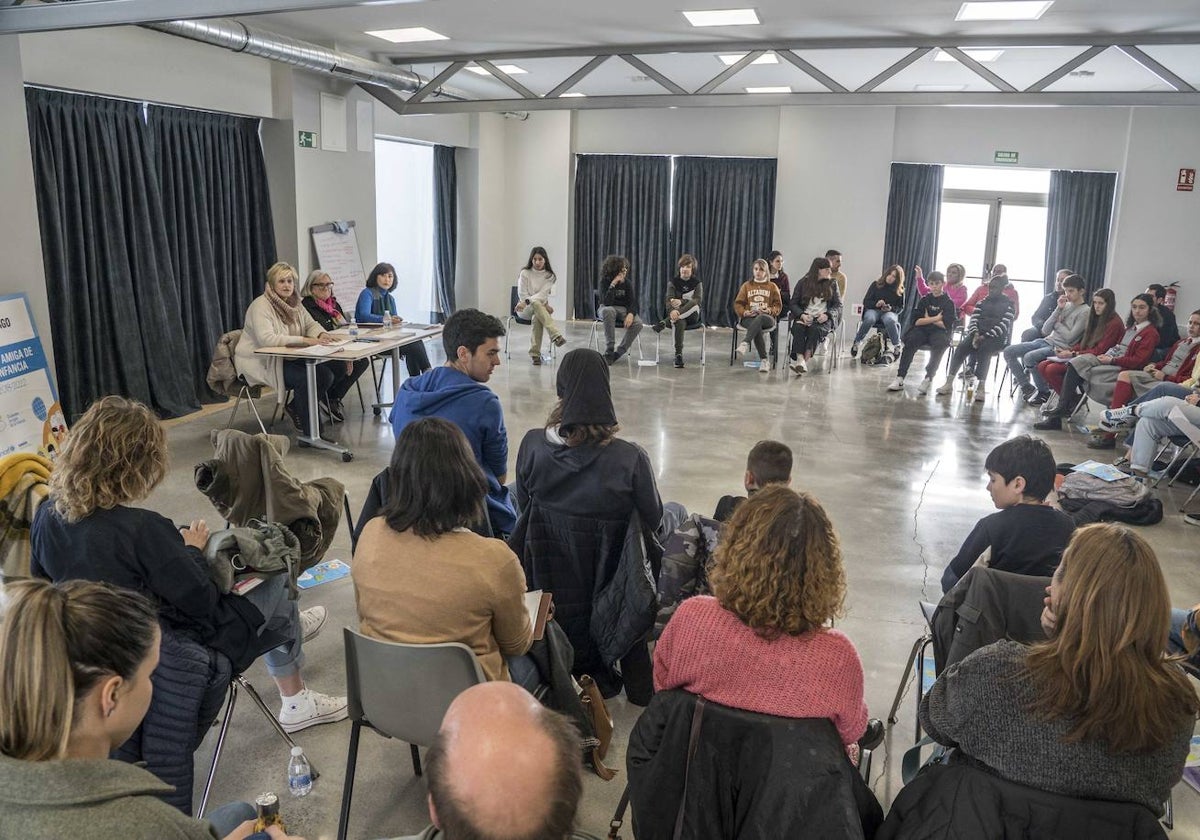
572;155;672;319
672;156;777;328
882;162;944;324
147;106;276;402
432;144;457;323
25;88;197;420
1044;169;1117;297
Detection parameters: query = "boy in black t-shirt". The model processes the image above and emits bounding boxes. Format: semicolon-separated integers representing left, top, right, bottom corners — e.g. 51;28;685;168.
888;270;957;394
941;435;1075;593
713;440;793;521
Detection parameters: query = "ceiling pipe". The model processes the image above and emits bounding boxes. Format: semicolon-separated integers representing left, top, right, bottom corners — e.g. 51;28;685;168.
143;17;468;101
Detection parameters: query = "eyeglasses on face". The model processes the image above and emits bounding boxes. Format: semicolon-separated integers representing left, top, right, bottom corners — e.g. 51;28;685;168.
311;282;333;289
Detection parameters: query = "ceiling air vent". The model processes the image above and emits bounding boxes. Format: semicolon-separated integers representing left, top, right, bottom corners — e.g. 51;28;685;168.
629;75;653;83
1068;69;1096;77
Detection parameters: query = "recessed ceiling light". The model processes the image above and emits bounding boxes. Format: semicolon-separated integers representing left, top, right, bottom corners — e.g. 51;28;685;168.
718;52;778;66
745;85;790;93
934;48;1004;62
364;27;448;43
466;63;528;76
560;92;587;98
955;1;1052;21
915;84;969;91
683;9;760;27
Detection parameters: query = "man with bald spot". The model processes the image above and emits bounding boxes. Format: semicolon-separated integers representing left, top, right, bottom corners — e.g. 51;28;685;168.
391;682;592;840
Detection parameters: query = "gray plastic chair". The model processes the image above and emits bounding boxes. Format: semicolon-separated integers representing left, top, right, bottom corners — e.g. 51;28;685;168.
337;630;487;840
887;601;938;743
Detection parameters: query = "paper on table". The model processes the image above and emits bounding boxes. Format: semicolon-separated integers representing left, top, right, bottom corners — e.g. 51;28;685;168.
284;344;341;356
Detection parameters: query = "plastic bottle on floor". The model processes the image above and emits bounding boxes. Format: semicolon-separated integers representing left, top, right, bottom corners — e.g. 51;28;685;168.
287;746;313;797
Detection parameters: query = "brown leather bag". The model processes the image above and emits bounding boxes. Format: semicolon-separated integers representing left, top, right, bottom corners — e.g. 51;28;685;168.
578;674;617;780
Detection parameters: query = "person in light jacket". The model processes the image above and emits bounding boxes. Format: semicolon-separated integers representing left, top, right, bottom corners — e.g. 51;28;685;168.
515;246;566;364
234;262;336;437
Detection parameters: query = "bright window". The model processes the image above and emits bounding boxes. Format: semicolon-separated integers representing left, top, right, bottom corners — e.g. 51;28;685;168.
375;139;434;321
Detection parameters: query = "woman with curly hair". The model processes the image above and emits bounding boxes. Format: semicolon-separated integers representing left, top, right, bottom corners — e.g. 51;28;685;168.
920;524;1196;814
653;485;868;759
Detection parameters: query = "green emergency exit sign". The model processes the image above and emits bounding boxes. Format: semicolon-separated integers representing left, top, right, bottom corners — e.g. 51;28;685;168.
298;131;317;148
994;150;1019;164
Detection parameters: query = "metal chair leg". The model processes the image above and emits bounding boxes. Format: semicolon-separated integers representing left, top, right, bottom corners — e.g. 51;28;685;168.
336;721;362;840
198;680;240;818
227;392;244;430
410;743;423;777
888;633;928;725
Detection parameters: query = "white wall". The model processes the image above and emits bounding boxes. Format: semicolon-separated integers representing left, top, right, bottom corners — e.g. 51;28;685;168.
19;27;275;118
0;36;53;379
775;106;896;305
1108;107;1200;317
576;106;780;157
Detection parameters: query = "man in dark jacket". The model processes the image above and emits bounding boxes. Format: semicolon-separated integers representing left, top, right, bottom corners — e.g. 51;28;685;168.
597;255;644;364
1148;283;1180;353
389;309;516;537
1022;268;1071;341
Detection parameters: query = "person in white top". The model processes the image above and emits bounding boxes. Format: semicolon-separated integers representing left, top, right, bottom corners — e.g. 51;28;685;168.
515;246;566;365
234;261;337;438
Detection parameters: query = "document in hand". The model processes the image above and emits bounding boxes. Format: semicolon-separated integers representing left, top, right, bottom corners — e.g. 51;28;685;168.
524;590;553;640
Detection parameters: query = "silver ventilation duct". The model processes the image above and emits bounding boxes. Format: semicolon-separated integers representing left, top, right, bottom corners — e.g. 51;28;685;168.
144;18;467;101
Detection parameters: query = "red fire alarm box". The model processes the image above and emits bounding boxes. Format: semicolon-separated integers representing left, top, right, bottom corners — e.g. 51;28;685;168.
1179;169;1196;192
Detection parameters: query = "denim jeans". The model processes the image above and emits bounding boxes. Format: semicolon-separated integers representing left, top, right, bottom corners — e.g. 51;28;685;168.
1002;338;1053;389
241;573;304;678
206;801;258;838
853;309;901;346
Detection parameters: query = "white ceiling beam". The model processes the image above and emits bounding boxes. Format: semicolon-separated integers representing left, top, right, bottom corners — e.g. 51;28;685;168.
405;60;468;105
392;90;1200;115
388;32;1200;65
617;54;688;96
0;0;420;34
939;47;1018;92
1116;44;1197;92
694;49;767;95
856;48;933;93
1024;45;1108;92
776;50;848;93
474;59;537;99
545;55;609;99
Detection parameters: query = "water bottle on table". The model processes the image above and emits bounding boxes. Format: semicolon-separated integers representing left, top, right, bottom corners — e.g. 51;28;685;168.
349;316;359;339
288;745;312;797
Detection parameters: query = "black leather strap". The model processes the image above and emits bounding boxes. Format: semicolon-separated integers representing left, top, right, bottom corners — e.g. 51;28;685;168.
672;696;706;840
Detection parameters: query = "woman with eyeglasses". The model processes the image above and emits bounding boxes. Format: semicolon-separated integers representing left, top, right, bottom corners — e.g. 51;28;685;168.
300;270;369;423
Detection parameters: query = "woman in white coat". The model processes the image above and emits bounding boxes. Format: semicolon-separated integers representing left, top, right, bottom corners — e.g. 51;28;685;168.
234;261;336;437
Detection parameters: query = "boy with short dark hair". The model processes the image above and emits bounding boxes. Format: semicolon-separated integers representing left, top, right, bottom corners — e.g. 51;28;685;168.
940;435;1075;593
714;439;793;521
889;271;956;395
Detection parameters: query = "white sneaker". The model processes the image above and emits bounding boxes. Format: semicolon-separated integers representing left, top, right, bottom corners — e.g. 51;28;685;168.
887;377;904;391
795;356;807;373
973;387;986;402
917;378;932;395
789;358;805;375
300;606;326;643
935;382;954;396
759;358;771;373
278;688;349;734
735;341;749;357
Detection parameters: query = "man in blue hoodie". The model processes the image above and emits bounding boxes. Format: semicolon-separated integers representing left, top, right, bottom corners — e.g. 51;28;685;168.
389;309;516;536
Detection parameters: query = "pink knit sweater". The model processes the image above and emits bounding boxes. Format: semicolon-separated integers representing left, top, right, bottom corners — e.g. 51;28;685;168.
654;596;868;756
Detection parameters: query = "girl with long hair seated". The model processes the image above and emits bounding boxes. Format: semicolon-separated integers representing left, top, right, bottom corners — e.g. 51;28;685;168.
654;485;869;761
921;523;1197;815
787;256;843;376
0;578;303;839
352;417;537;690
1029;288;1123;407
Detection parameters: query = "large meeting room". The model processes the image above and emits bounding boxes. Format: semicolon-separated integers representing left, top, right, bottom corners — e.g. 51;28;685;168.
2;0;1200;838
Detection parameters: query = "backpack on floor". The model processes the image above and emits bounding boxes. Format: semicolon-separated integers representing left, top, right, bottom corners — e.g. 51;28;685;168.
859;332;884;364
1058;471;1150;508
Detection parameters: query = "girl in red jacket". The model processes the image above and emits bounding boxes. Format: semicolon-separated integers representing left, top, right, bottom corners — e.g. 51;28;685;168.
1035;293;1160;431
1032;289;1123;405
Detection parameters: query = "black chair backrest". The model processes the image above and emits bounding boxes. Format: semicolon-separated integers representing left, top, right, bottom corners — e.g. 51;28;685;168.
510;286;532;324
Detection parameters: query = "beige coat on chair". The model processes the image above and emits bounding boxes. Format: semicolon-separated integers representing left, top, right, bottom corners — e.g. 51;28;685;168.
233;295;325;404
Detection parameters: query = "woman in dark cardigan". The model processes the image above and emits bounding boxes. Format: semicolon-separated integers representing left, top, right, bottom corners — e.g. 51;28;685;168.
300;269;369;422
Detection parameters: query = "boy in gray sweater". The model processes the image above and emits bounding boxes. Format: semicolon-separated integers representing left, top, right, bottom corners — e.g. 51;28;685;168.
1003;273;1089;401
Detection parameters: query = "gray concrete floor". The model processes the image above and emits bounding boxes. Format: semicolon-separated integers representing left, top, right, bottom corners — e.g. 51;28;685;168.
144;321;1200;839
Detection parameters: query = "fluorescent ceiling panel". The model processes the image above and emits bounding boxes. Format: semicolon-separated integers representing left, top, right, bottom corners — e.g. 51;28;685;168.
746;85;790;93
560;92;587;97
955;1;1052;21
719;52;778;65
934;48;1004;62
364;26;448;43
683;8;760;27
915;84;968;91
466;63;527;75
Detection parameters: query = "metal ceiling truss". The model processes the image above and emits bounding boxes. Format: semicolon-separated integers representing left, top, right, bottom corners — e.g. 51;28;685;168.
385;33;1200;113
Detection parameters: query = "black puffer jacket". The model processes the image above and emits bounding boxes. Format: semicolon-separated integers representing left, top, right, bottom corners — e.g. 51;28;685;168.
627;690;883;840
114;626;232;815
877;762;1166;839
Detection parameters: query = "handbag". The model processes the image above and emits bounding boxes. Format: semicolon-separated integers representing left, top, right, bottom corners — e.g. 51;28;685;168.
578;674;617;780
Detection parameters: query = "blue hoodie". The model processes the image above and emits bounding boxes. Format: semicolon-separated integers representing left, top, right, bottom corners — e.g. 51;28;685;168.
388;366;515;535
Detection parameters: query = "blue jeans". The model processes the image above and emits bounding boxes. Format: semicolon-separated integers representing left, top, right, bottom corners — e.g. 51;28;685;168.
1169;608;1189;656
207;801;259;838
853;309;901;346
505;653;542;693
1003;338;1054;390
1130;382;1194;407
241;573;304;678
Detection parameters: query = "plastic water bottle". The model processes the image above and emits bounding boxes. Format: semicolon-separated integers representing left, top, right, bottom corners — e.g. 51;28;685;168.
287;746;312;797
348;315;359;339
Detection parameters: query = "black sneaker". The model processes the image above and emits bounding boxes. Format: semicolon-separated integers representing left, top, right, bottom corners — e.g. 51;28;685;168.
612;347;627;363
604;350;617;365
1019;383;1036;401
328;398;344;423
1033;416;1063;431
284;401;305;432
1027;391;1050;406
652;321;667;334
674;354;684;368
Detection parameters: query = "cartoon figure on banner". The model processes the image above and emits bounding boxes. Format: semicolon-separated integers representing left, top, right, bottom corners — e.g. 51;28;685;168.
39;402;67;461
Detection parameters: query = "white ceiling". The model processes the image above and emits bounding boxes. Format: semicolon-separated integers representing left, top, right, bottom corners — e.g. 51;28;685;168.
246;0;1200;98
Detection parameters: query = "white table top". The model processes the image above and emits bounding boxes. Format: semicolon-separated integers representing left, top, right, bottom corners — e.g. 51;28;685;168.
255;324;443;361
